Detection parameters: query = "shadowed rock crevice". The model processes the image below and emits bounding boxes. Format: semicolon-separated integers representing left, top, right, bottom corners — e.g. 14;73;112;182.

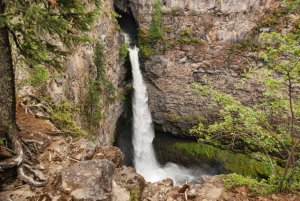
114;5;138;45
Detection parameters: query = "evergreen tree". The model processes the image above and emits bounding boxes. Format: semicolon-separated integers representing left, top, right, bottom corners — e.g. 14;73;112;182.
0;0;100;182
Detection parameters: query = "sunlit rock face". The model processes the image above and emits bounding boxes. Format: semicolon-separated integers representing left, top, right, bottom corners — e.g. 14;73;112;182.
114;0;277;136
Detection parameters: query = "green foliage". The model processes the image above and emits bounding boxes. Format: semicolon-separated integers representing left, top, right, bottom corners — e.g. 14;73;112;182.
172;142;272;178
119;43;129;60
149;0;163;41
26;65;50;87
110;10;121;19
86;78;103;127
50;101;88;138
191;31;300;191
0;137;5;145
170;7;182;16
169;113;180;122
259;32;300;73
229;39;258;52
84;42;117;129
0;0;100;68
140;45;154;58
85;42;104;128
222;173;276;195
177;36;201;44
176;29;201;44
94;42;105;81
130;189;140;201
138;0;163;58
191;84;282;153
251;0;300;35
284;0;300;13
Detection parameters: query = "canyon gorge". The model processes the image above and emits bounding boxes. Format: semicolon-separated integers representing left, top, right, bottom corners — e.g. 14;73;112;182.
0;0;299;200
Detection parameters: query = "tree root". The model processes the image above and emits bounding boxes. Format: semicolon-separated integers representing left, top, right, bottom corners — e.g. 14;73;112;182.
0;132;47;187
0;132;23;171
20;95;52;119
18;164;46;187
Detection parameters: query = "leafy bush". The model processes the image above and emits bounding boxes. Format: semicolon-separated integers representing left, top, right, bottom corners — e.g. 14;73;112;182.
191;31;300;190
223;173;276;195
140;45;154;58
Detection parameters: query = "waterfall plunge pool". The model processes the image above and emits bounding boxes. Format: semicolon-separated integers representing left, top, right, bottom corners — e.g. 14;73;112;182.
115;46;221;185
113;5;221;185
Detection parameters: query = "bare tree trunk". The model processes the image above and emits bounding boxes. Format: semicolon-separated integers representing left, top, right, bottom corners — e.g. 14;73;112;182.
0;0;16;139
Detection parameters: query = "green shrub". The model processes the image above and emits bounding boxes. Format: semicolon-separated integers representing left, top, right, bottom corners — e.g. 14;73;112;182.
50;101;88;138
84;42;117;129
149;0;163;41
140;46;154;58
138;0;163;58
191;31;300;190
119;43;129;59
26;65;50;87
222;173;276;195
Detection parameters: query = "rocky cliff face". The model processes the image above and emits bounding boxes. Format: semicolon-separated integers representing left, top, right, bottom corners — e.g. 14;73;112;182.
116;0;279;135
15;0;127;144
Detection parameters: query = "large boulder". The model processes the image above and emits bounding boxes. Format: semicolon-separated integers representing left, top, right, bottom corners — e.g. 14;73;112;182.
68;138;96;161
113;166;145;191
61;159;115;201
93;146;124;168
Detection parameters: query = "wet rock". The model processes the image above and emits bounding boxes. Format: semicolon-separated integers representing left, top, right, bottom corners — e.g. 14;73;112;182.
61;159;115;201
93;146;124;167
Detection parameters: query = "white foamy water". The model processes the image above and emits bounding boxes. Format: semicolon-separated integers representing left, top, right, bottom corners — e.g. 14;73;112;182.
129;46;205;184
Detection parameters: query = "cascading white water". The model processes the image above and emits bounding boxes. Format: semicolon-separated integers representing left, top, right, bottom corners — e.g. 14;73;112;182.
129;45;206;184
130;46;160;180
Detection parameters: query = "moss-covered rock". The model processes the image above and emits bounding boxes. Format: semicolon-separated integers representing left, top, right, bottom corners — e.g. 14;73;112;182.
155;139;273;178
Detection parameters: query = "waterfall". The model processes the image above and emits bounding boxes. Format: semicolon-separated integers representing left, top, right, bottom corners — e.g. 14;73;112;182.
130;47;160;181
129;45;206;184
